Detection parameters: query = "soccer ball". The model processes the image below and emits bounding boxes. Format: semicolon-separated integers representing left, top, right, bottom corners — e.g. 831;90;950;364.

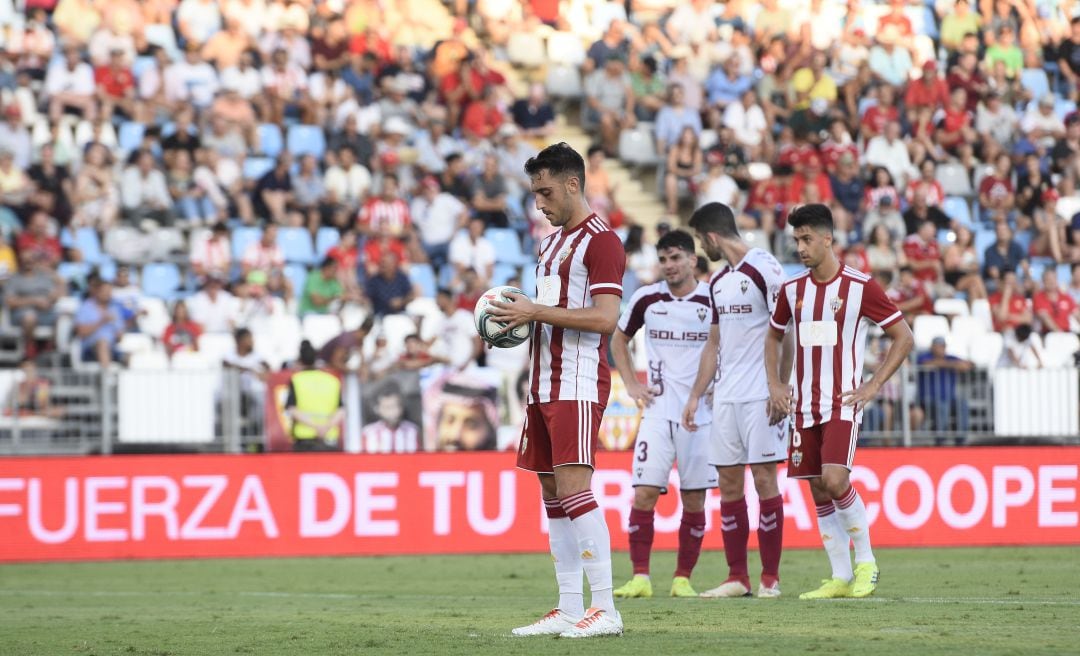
474;285;533;348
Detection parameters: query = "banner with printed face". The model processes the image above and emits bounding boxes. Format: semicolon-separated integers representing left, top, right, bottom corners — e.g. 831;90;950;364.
0;448;1076;562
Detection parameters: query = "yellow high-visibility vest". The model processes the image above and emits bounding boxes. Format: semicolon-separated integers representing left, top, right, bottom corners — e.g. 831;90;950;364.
291;369;341;441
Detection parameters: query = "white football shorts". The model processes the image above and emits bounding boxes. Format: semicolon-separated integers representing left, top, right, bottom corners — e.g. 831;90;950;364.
631;417;718;491
709;400;790;466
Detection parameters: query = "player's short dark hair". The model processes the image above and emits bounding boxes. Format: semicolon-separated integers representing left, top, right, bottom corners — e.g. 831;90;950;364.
688;202;739;238
524;142;586;189
234;327;251;342
788;203;834;233
656;229;696;254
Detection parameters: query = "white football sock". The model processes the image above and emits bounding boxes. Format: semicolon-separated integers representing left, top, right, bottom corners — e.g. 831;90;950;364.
816;506;854;581
835;490;876;565
548;516;585;618
569;508;616;614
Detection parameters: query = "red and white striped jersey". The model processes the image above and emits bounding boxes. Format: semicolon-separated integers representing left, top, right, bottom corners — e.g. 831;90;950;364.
529;214;626;405
361;420;420;454
617;280;713;424
358;197;412;238
769;265;903;428
709;247;786;403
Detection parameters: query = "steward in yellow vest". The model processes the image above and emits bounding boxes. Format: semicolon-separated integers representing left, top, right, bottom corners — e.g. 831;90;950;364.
285;340;344;451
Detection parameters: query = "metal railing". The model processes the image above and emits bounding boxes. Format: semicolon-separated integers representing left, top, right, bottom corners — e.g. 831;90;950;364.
1;363;1077;455
861;363;1080;446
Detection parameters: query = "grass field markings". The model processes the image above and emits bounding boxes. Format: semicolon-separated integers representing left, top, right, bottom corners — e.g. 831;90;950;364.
3;588;1080;607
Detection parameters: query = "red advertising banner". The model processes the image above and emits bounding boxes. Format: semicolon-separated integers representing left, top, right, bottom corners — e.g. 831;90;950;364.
0;448;1076;562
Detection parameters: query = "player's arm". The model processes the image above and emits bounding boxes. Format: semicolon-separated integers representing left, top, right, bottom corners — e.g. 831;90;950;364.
489;292;621;335
841;319;914;410
764;325;792;421
611;328;655;408
682;324;718;432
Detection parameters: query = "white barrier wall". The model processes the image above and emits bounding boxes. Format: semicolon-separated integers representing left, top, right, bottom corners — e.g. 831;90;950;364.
993;368;1080;437
117;370;220;443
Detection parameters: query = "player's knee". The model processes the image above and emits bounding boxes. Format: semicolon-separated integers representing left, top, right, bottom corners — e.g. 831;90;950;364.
750;465;779;498
821;469;851;498
717;467;744;499
680;490;706;513
632;486;660;511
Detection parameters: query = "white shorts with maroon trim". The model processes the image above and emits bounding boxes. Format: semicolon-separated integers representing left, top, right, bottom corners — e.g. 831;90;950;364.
631;417;718;491
709;400;790;467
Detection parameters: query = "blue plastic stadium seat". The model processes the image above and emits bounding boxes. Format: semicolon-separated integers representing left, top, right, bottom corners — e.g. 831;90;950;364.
1058;263;1073;286
242;157;275;181
97;258;117;282
782;263;807;279
286;124;327;159
520;263;537;297
74;227;104;265
315;227;341;258
974;228;997;265
409;263;437;298
231;226;262;261
1020;68;1051;100
276;227;316;265
485;227;530;265
257;123;284;158
941;196;973;227
283;263;309;298
57;262;90;284
131;56;156;81
492;263;518;286
141;262;183;301
118;121;145;153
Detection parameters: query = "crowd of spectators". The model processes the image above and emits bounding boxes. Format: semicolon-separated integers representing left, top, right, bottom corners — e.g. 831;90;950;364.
0;0;1079;445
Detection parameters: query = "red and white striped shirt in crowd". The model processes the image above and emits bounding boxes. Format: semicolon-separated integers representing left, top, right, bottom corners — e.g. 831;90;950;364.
358;197;412;238
361;420;420;454
768;266;903;428
529;214;626;405
242;242;285;273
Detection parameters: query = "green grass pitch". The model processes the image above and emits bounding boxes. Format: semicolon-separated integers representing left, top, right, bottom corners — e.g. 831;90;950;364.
1;546;1076;655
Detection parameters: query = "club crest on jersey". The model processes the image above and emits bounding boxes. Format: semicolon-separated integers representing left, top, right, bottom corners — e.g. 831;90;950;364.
696;307;707;322
791;449;803;467
830;297;844;314
558;247;573;263
740;280;749;294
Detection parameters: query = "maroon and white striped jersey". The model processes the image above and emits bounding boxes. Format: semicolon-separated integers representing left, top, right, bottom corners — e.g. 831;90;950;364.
617;280;713;424
709;247;786;403
769;265;903;428
529;214;626;405
358;197;412;237
361;420;420;454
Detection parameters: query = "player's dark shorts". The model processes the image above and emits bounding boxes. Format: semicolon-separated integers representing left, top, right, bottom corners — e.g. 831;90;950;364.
787;419;858;479
517;401;604;474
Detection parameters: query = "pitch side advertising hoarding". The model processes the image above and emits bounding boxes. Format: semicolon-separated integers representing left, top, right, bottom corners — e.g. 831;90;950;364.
0;448;1076;562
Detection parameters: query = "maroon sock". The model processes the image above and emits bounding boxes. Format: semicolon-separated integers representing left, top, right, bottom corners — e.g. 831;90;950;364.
757;495;784;583
674;510;706;578
628;508;654;575
720;497;750;584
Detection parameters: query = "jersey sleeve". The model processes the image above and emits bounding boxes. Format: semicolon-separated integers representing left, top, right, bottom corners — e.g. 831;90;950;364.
583;230;625;297
860;276;904;328
762;255;786;316
769;281;793;334
616;287;648;337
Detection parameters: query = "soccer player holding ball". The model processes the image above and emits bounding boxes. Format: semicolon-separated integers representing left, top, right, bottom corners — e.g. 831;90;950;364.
765;204;913;599
486;143;626;638
609;229;718;600
682;203;793;599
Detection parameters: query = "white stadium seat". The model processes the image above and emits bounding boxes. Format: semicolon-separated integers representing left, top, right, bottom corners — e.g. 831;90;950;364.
912;314;951;351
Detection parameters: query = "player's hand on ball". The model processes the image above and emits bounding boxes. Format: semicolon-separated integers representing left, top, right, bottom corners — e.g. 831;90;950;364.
488;291;537;333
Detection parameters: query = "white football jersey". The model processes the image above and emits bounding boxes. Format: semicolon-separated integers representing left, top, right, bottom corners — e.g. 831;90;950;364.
709;247;785;403
617;280;713;425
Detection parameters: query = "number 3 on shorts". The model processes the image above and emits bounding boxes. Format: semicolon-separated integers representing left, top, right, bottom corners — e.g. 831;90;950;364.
636;441;648;462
